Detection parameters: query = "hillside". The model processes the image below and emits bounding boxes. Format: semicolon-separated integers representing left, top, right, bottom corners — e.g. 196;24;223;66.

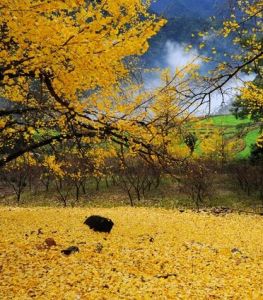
192;115;261;159
150;0;225;19
143;0;230;67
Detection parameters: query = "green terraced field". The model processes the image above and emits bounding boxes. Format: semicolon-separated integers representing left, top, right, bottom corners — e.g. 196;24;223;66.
203;115;252;126
192;114;261;159
237;128;261;159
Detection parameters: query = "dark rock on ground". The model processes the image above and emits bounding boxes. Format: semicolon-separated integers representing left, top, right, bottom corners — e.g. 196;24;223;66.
37;228;43;235
45;238;56;247
84;215;114;233
231;248;242;254
103;284;109;289
61;246;79;256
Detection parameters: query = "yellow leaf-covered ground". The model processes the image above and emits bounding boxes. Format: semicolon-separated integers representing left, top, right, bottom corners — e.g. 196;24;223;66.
0;207;262;299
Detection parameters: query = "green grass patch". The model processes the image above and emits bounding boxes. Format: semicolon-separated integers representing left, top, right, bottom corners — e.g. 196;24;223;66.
237;128;261;159
200;114;252;126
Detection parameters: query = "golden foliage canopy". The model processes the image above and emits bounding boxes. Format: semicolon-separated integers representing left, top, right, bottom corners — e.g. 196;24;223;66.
0;0;171;166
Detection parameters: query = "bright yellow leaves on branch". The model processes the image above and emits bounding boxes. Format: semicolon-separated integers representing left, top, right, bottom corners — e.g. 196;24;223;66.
0;0;169;167
241;83;263;111
0;0;165;102
222;20;240;38
43;155;65;177
240;82;263;147
200;0;262;89
1;0;261;167
87;144;117;178
0;1;172;176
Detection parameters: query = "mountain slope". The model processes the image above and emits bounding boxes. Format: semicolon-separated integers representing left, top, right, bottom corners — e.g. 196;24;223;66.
143;0;229;67
150;0;223;19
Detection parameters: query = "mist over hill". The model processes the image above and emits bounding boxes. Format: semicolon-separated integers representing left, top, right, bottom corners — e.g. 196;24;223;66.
142;0;249;115
142;0;230;68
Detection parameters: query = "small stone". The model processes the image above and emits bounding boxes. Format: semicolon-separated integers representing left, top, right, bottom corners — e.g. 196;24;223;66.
37;228;43;235
103;284;109;289
45;238;56;247
61;246;79;256
231;248;242;254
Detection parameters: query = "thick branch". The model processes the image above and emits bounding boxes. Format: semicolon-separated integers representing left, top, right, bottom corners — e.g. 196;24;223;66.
0;108;38;117
0;132;88;168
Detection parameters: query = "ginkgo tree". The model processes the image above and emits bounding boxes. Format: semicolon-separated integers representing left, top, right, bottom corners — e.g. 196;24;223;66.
0;0;262;171
0;0;168;167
